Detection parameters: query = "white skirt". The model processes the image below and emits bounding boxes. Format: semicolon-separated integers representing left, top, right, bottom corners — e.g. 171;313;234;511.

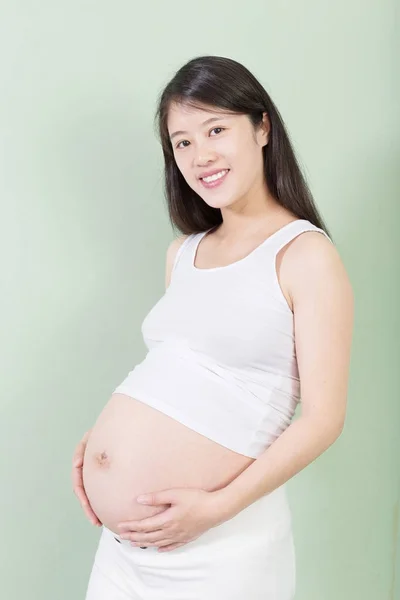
85;484;296;600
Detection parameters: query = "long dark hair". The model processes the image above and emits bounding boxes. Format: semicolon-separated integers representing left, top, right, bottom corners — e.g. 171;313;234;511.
154;55;331;239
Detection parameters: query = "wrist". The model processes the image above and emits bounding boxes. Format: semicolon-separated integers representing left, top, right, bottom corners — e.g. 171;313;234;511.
209;486;243;525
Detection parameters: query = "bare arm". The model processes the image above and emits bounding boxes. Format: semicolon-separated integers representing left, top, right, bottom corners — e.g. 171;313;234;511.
213;232;354;519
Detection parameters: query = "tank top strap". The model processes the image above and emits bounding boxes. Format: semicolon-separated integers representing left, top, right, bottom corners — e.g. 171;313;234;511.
264;219;333;257
170;231;203;278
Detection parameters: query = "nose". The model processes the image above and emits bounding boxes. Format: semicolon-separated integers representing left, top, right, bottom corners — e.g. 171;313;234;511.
193;143;218;167
195;155;218;169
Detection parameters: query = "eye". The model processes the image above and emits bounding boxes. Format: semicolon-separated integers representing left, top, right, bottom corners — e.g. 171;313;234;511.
176;140;190;150
175;127;225;150
210;127;224;136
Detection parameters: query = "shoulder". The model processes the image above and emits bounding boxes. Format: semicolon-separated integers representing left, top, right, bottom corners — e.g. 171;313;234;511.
166;233;191;266
286;229;342;276
280;229;353;311
168;233;190;254
165;234;191;289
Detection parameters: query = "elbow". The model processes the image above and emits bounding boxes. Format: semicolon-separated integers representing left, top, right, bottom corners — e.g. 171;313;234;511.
328;417;346;445
303;412;346;447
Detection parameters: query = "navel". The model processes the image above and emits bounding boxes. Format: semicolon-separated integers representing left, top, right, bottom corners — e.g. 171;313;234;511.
94;450;111;468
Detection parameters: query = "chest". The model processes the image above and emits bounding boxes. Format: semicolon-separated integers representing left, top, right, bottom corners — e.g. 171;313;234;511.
141;270;294;370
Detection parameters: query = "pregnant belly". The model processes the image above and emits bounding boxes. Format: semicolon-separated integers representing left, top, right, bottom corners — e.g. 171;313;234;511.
82;393;254;533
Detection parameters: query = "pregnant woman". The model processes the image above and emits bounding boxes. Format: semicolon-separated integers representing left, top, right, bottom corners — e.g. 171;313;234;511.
72;55;354;599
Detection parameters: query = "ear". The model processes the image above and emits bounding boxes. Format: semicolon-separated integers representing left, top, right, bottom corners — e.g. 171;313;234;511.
259;112;270;147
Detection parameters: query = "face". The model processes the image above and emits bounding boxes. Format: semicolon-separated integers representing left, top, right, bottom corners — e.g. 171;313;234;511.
167;102;270;210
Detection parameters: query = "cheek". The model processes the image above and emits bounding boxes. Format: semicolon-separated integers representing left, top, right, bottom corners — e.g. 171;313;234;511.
238;142;261;175
174;156;198;188
173;152;189;174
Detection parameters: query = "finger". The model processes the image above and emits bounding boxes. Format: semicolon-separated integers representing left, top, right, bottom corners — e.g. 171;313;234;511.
76;489;101;524
123;529;167;544
157;543;185;552
130;538;172;548
76;489;102;525
72;470;88;504
70;431;100;526
82;501;102;526
118;515;169;534
71;444;87;495
72;469;101;526
72;441;86;467
71;461;83;487
84;508;102;526
72;429;92;466
132;529;171;546
73;456;83;468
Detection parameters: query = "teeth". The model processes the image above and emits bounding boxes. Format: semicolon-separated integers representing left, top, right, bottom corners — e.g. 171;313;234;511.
202;169;228;183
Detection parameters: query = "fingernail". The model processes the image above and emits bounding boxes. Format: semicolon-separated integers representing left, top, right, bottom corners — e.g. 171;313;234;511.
136;495;149;504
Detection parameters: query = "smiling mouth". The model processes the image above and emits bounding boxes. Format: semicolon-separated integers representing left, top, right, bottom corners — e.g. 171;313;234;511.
199;169;230;188
200;169;229;182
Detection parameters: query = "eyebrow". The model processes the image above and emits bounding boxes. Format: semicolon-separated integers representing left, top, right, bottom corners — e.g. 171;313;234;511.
169;116;229;141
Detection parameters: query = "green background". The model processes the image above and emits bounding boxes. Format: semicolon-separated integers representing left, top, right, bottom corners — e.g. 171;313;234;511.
1;1;399;598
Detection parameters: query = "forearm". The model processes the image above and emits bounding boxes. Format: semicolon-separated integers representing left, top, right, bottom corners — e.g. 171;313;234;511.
214;414;344;522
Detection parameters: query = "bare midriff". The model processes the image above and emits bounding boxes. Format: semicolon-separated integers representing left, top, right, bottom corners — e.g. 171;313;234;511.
82;393;255;534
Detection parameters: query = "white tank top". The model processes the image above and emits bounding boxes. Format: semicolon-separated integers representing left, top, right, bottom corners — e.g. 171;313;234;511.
113;219;332;458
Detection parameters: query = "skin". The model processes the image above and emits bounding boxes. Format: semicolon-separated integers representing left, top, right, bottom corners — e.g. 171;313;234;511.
72;101;354;551
72;428;101;526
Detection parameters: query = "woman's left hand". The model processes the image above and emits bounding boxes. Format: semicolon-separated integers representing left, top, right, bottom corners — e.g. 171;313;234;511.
117;488;227;552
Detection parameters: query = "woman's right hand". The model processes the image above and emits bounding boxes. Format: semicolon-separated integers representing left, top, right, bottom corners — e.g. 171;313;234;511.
72;429;102;526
